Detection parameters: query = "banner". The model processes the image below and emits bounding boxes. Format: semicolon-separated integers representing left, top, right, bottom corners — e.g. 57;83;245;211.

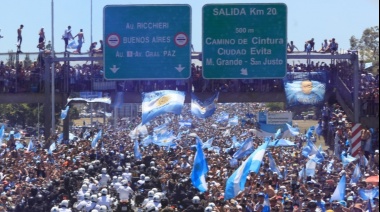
266;111;292;125
284;72;326;106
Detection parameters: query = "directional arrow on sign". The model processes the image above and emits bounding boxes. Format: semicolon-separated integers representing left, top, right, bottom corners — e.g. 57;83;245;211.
110;65;119;74
175;64;185;72
240;68;248;76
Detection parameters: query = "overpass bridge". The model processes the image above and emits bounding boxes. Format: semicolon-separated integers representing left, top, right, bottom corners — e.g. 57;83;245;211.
0;51;363;139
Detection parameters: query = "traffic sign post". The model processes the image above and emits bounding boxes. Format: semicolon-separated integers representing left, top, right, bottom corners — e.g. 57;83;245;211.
202;4;287;79
104;5;191;80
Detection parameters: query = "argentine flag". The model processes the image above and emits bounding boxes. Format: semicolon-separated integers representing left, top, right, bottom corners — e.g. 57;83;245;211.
224;140;269;200
350;163;362;184
190;137;209;192
0;125;5;143
216;111;229;123
202;137;215;149
330;174;346;202
27;140;36;152
48;142;56;155
268;152;283;178
191;92;218;119
91;130;102;149
228;116;239;126
60;106;70;120
134;140;142;161
286;123;300;136
233;137;254;159
305;126;315;140
141;90;185;125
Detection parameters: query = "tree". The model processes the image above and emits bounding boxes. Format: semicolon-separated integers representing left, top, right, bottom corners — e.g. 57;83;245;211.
6;50;16;67
350;26;379;68
23;53;33;68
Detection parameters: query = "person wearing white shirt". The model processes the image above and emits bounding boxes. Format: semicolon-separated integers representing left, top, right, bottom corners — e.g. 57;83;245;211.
117;180;134;201
62;26;73;52
97;189;112;210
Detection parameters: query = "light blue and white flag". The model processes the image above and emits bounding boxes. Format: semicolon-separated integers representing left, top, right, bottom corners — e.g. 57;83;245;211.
263;194;271;212
15;140;24;150
286;123;300;136
60;106;69;120
48;142;56;155
153;123;169;135
268;152;283;179
202;137;215;149
233;137;254;159
142;135;153;147
302;140;324;163
228;116;239;126
209;146;220;154
326;159;334;174
179;119;192;128
129;124;148;139
224;140;269;200
0;125;5;143
191;92;218;119
134;140;142;160
330;174;346;202
67;39;78;49
91;130;102;149
299;167;306;181
341;151;357;167
141;90;185;125
305;159;317;177
305;126;315;140
274;128;283;140
358;188;379;201
216;111;229;123
27;140;36;152
190;137;209;192
153;131;176;147
350;163;362;184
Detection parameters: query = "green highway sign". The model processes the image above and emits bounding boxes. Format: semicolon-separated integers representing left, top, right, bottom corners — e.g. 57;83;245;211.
103;5;191;80
202;3;287;79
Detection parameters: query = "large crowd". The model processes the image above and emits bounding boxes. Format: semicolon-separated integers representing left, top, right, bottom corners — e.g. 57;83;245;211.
0;53;378;117
1;101;379;212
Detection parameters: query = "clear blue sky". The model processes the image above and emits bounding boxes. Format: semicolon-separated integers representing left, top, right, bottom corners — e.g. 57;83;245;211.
0;0;378;54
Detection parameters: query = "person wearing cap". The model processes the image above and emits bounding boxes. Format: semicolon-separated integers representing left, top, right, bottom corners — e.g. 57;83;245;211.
254;192;265;211
116;180;134;202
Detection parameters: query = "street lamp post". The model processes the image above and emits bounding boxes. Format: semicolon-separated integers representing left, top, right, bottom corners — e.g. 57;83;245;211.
51;0;55;134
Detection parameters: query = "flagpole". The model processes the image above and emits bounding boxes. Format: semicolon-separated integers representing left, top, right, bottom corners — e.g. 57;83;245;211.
91;0;93;45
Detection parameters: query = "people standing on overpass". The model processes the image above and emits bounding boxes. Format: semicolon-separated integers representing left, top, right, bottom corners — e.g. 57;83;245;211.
17;24;24;53
73;29;85;54
62;25;73;52
38;27;45;44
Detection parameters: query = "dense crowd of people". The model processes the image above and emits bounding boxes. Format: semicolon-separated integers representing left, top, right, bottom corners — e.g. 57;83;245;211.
1;102;379;212
1;54;378;118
